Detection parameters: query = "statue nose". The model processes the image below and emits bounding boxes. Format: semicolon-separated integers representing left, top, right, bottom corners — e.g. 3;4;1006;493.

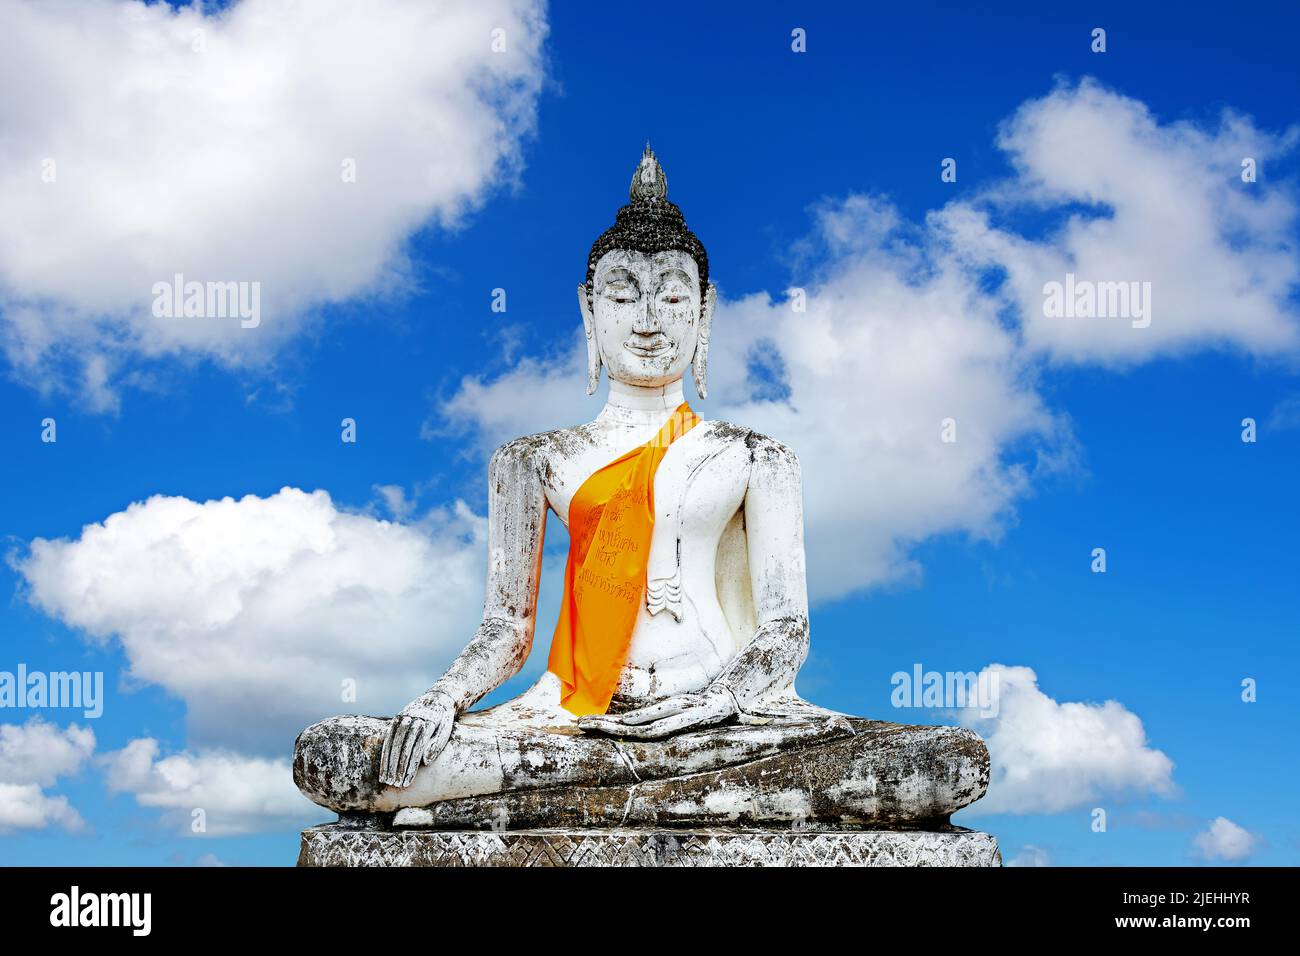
632;297;662;334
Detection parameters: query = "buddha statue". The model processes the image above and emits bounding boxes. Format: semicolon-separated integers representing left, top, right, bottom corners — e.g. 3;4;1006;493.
293;146;991;836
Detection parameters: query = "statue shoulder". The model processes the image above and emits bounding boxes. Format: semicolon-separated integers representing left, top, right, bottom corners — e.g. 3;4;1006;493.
744;428;802;478
698;420;801;474
488;432;549;478
488;425;597;474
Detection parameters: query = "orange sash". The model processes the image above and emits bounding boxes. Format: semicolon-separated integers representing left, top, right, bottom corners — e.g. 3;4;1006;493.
548;403;700;716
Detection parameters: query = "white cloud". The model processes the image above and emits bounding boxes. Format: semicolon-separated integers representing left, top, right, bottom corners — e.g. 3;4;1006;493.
936;79;1300;365
102;737;319;836
0;0;547;410
955;665;1175;815
16;488;485;752
1192;816;1259;862
0;717;95;787
712;208;1069;599
1005;844;1050;867
0;784;86;833
0;718;95;832
438;341;595;455
372;483;416;522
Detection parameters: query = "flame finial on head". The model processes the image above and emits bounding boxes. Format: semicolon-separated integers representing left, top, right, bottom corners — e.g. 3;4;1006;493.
630;142;668;202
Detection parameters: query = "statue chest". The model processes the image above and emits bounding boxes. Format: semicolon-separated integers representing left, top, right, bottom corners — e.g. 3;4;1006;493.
544;425;751;541
540;422;756;698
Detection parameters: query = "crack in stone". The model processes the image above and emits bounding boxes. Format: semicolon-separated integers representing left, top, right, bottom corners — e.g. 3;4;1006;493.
618;783;638;826
611;739;641;782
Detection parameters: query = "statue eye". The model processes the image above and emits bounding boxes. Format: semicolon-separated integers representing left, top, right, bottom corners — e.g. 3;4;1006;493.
604;282;637;303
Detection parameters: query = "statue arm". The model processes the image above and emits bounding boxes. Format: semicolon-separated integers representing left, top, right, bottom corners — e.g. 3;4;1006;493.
710;433;810;709
380;437;546;787
428;437;548;713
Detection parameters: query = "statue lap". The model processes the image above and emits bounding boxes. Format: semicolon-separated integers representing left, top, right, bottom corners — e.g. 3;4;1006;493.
294;679;989;828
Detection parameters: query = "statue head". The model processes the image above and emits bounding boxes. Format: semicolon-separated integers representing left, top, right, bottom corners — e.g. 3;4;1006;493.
579;145;716;398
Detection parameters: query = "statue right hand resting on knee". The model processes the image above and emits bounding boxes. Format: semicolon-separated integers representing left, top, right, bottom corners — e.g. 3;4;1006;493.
380;689;457;788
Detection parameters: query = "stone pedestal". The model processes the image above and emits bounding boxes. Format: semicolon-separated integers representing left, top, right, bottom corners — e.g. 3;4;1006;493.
298;825;1001;867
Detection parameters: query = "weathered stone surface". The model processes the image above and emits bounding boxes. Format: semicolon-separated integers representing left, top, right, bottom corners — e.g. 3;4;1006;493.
392;718;985;829
295;702;988;826
298;825;1002;867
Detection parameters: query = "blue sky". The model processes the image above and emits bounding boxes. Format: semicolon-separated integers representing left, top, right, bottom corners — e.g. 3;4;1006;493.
1;0;1297;866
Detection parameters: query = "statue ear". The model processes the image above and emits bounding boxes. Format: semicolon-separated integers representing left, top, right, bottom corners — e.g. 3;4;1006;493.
692;282;715;400
578;284;602;396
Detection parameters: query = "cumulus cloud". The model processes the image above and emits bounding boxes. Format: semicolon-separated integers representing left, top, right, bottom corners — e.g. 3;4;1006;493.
437;342;595;455
16;488;486;752
0;0;547;410
936;79;1300;365
0;784;86;834
0;718;95;832
439;79;1300;598
0;717;95;787
1005;845;1051;867
713;206;1068;599
955;665;1175;815
1192;816;1259;862
102;737;318;836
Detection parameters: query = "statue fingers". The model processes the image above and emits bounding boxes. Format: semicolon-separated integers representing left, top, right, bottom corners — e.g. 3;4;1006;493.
381;716;416;787
615;694;696;725
631;705;732;739
422;713;455;767
608;717;684;739
395;719;431;788
379;717;411;786
579;696;731;737
379;722;396;784
575;715;625;736
587;711;693;739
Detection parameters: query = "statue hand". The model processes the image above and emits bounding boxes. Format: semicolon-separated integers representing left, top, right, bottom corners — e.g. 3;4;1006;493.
577;686;739;739
379;691;457;789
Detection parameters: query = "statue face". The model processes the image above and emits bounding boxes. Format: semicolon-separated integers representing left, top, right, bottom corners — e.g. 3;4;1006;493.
590;249;700;388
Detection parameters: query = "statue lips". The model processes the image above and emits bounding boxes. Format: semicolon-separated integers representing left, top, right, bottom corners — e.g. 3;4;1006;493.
624;336;672;358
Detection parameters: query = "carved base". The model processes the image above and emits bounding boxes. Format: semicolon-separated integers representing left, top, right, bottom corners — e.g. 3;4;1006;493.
297;825;1001;867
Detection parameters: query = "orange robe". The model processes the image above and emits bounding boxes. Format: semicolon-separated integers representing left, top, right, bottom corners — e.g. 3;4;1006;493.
548;403;700;716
